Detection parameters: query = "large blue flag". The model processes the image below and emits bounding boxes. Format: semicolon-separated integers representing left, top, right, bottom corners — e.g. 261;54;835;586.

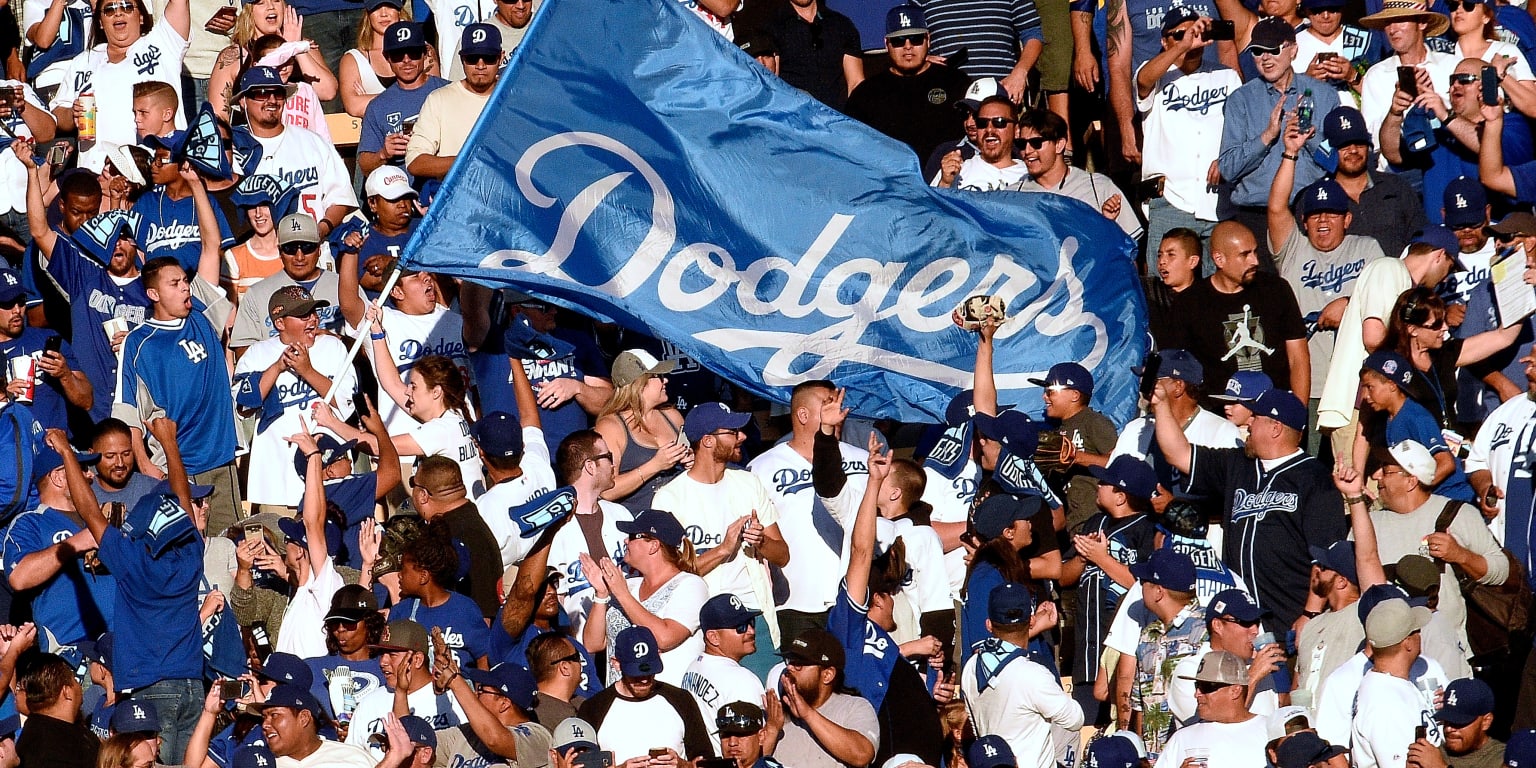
404;0;1148;424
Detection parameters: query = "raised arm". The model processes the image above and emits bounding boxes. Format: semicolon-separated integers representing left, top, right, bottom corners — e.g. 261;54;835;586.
843;433;889;602
287;423;329;566
338;239;368;330
1480;105;1517;195
1149;381;1193;472
1333;459;1386;588
163;0;191;41
1268;118;1308;255
185;165;223;287
500;515;570;638
13;140;55;256
47;428;106;541
973;318;999;416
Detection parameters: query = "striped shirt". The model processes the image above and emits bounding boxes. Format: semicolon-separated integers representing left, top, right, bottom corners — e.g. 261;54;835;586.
918;0;1044;80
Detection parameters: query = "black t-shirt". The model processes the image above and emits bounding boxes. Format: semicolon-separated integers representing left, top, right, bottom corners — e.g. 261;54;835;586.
1341;171;1427;260
844;64;971;161
875;660;945;767
767;4;863;112
442;503;505;619
1170;273;1308;407
18;714;99;768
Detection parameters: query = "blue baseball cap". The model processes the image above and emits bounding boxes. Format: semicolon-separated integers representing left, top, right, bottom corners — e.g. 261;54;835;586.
471;412;525;459
683;401;751;444
1310;540;1359;586
235;66;291;100
398;715;436;748
462;663;537;711
251;684;327;719
1086;735;1140;768
1443;176;1488;230
140;130;187;158
974;409;1040;447
969;736;1017;768
231;745;277;768
1408;226;1464;268
1357;583;1418;623
1298;179;1350;216
291;434;357;478
278;516;343;556
1089;455;1159;500
1134;348;1203;387
1436;678;1495;726
0;267;25;304
1277;733;1349;768
944;390;1013;427
1250;390;1308;432
111;700;159;734
382;21;425;55
1029;361;1094;398
459;23;502;58
1207;588;1263;623
615;625;663;677
256;652;314;689
1323;105;1370;147
885;4;927;35
1362;350;1415;390
33;442;99;483
987;582;1035;625
617;508;687;548
699;593;761;631
1130;549;1197;592
1506;730;1536;768
1161;4;1202;33
1210;371;1273;403
973;492;1046;539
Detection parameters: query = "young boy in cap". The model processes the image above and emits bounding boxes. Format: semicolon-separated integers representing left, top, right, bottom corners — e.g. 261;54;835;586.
1356;350;1476;502
133;130;236;269
578;625;713;763
1209;371;1274;438
716;702;781;768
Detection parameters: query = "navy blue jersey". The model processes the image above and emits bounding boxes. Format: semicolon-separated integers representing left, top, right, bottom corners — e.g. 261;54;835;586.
132;189;235;270
0;327;82;434
829;583;898;711
1386;399;1476;503
1070;512;1155;682
390;593;491;668
44;235;150;421
1;506;114;643
116;309;236;475
299;474;377;570
96;527;203;690
307;654;385;717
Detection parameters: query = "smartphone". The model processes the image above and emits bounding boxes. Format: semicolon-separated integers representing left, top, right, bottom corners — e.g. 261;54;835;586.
44;335;60;355
1483;65;1501;107
1399;65;1419;97
243;522;264;541
1206;19;1235;40
108;501;126;528
572;751;615;768
649;750;668;759
1316;51;1337;62
1415;725;1428;741
219;679;242;701
204;4;236;31
1138;351;1162;398
1484;486;1501;508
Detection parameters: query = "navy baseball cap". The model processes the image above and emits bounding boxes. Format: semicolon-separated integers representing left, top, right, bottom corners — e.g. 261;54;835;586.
987;582;1035;625
33;443;99;482
1277;733;1348;768
1134;348;1204;387
1310;540;1359;585
615;625;663;677
1357;583;1418;623
699;593;761;631
683;402;751;444
0;267;23;304
459;23;502;58
140;130;187;158
235;66;290;100
969;736;1017;768
1443;176;1488;230
885;4;927;36
291;434;356;478
392;715;436;748
779;627;845;669
1029;361;1094;398
250;684;326;719
278;516;342;556
974;409;1040;447
382;21;425;54
974;492;1046;539
717;702;766;736
944;390;1013;427
1161;4;1202;33
231;745;277;768
1089;455;1159;500
1298;179;1350;216
1362;350;1415;390
463;663;537;711
1247;16;1297;51
617;509;687;548
1207;588;1263;623
111;700;159;734
1210;371;1273;403
1507;730;1536;768
1323;105;1370;147
367;0;402;10
1250;390;1308;432
1130;549;1197;592
257;652;314;690
1436;678;1495;726
1086;735;1140;768
1408;227;1464;269
471;412;525;459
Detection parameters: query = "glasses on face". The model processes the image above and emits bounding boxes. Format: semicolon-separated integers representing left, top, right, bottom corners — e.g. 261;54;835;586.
887;33;927;48
100;1;137;14
326;618;361;630
1250;44;1286;58
462;53;499;66
732;621;754;634
385;47;426;63
1380;467;1413;478
973;116;1013;129
1418;318;1447;331
1194;680;1232;695
710;428;744;437
1451;0;1485;12
628;532;656;542
1450;72;1481;85
152;155;175;168
587;452;613;464
0;298;24;310
1019;136;1053;150
1219;615;1259;628
551;652;582;666
246;88;287;102
1164;28;1191;41
279;242;318;256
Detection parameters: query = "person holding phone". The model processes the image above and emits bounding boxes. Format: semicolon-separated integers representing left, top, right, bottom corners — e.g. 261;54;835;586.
1358;0;1455;151
355;21;446;176
0;265;91;433
1293;0;1371;92
579;625;714;765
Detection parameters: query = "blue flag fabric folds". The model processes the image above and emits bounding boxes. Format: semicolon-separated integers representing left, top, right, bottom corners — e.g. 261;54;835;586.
403;0;1148;424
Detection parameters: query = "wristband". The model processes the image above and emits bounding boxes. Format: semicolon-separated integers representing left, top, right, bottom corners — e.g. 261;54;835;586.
1281;152;1298;162
1344;495;1368;506
304;450;320;460
1301;610;1322;618
591;595;611;605
370;332;387;341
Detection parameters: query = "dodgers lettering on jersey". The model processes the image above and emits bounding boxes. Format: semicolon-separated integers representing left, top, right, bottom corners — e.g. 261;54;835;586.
1229;488;1301;523
1298;257;1366;294
769;458;870;496
1160;81;1230;114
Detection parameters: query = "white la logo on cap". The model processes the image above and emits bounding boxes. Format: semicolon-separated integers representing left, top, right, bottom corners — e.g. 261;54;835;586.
132;705;146;719
1447;690;1458;706
256;756;268;767
983;744;998;758
1340;117;1352;129
899;12;911;25
1456;193;1468;208
2;274;14;286
1316;188;1329;201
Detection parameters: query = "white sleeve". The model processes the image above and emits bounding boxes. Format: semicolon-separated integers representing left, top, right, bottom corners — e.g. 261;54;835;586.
318;141;360;210
524;426;551;467
49;53;85;111
411;417;460;456
659;575;709;633
1103;583;1144;655
903;526;953;614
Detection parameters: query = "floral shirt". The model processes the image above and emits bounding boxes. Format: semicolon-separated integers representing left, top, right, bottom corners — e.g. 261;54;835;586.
1131;600;1208;760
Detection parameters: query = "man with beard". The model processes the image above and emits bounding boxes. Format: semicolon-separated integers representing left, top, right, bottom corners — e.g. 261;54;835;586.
844;5;969;162
932;95;1027;192
1323;105;1425;258
1012;109;1141;239
357;22;447;176
236;66;358;238
232;214;346;350
656;402;790;673
1169;221;1312;402
0;267;91;433
89;418;158;510
408;24;504;181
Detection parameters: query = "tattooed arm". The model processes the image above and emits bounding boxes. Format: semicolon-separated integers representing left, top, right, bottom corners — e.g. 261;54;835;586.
1105;0;1139;163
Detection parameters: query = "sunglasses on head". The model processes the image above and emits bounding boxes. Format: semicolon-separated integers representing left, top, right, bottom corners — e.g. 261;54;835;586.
972;116;1013;129
386;47;425;62
551;652;582;666
716;713;765;733
887;32;927;47
279;242;318;255
462;53;499;66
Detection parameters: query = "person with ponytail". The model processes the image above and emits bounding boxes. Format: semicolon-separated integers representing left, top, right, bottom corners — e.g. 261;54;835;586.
367;328;484;494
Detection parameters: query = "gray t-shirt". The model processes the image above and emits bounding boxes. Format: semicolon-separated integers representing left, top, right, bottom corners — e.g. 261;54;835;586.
1293;605;1364;707
431;720;552;768
774;692;879;768
1013;167;1143;239
1273;230;1384;397
93;472;159;514
230;270;344;349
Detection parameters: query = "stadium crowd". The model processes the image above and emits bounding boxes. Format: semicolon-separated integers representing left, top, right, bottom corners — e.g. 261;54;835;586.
0;0;1535;768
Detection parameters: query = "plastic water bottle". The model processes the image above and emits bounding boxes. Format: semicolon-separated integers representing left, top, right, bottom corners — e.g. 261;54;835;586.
331;666;355;723
1297;89;1315;133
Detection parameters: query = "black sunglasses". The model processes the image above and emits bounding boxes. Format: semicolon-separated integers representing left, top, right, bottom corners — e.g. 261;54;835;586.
1450;72;1481;85
1019;136;1051;149
326;618;362;629
550;652;582;666
462;53;499;66
732;621;754;633
972;116;1013;129
386;47;426;63
280;242;318;256
1419;318;1447;331
587;452;613;464
1164;28;1191;41
0;298;23;310
628;532;656;542
887;32;927;47
1195;680;1232;694
1218;615;1259;628
1451;0;1486;11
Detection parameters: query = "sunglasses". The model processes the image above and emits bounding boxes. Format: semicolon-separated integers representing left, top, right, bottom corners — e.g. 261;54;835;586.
462;53;499;66
587;452;613;464
887;33;927;47
972;116;1014;129
326;618;362;630
1195;681;1233;694
1218;615;1259;628
279;242;318;255
0;298;23;310
245;88;287;102
1249;45;1286;58
1019;136;1052;149
385;47;426;62
550;652;582;666
1418;319;1447;331
731;621;754;633
100;1;137;14
1451;0;1487;11
1164;28;1192;41
628;532;656;542
1450;72;1482;85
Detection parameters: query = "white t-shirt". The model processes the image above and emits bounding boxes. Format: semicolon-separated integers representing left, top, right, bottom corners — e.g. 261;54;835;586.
233;334;357;506
594;693;693;762
410;410;484;497
960;646;1085;768
276;556;345;659
473;425;557;570
1360;51;1458;160
276;739;376;768
1136;64;1242;221
680;652;765;750
1292;25;1372;73
247;125;360;223
606;572;709;687
923;460;977;601
23;0;93;91
935;156;1028;191
654;469;779;610
371;305;469;432
1350;670;1444;768
1318;256;1412;429
1315;653;1447;746
1153;715;1269;768
1441;237;1496;309
549;500;633;635
1112;411;1243;464
747;440;868;614
347;682;467;755
51;22;189;151
1458;39;1534;81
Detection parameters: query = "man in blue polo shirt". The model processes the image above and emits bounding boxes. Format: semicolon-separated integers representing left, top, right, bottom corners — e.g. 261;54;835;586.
357;22;448;177
0;267;93;434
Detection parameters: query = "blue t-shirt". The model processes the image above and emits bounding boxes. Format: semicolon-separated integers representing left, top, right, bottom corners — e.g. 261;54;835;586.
0;403;42;519
828;583;897;711
960;562;1057;675
1;507;115;643
306;654;386;717
359;79;449;156
132;188;235;270
389;594;491;668
95;526;203;690
44;236;150;421
0;327;80;435
487;613;602;699
1386;399;1477;503
1422;116;1534;224
118;311;237;475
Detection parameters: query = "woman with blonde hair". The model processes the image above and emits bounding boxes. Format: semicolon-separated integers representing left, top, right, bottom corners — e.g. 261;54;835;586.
593;349;688;510
337;0;438;116
579;509;708;687
206;0;337;121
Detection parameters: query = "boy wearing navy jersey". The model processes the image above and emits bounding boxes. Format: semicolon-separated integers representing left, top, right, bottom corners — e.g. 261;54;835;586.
133;130;235;269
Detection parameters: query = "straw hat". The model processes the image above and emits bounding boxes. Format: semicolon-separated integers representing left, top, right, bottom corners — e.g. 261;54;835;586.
1359;0;1449;38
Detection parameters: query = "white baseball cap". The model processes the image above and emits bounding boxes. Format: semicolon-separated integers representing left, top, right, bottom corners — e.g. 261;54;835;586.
364;166;417;201
1387;440;1437;486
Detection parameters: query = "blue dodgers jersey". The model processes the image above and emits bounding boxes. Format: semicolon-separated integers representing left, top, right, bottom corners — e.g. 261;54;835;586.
1;507;115;643
118;311;237;475
390;593;492;668
829;584;898;711
0;327;82;435
132;190;235;271
307;654;385;717
487;615;602;699
519;328;606;456
44;236;151;421
95;527;204;690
